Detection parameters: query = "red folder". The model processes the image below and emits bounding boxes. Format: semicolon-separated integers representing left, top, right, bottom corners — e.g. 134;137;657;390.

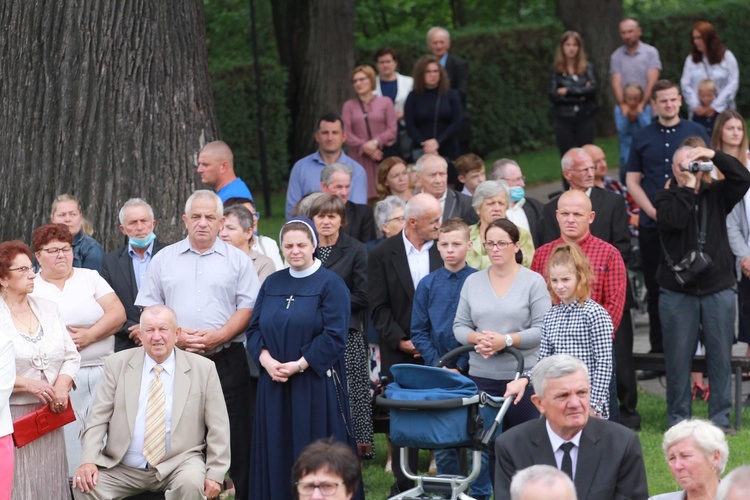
12;398;75;448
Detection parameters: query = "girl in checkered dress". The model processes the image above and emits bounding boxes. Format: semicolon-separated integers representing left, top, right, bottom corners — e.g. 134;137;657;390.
506;243;613;418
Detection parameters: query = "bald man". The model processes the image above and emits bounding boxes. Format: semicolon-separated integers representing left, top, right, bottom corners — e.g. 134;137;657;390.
532;190;627;420
368;192;443;494
197;141;254;203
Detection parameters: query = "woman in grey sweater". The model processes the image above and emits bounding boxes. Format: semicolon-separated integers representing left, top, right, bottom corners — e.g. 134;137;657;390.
453;219;550;498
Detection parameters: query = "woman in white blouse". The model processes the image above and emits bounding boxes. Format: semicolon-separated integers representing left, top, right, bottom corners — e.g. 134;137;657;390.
30;223;125;479
0;240;80;499
680;21;739;119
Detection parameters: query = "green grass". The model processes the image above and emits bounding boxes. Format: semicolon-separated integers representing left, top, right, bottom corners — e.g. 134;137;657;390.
484;135;621;188
360;389;750;499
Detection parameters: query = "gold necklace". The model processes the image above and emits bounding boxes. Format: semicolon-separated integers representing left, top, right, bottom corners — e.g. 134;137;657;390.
10;305;36;334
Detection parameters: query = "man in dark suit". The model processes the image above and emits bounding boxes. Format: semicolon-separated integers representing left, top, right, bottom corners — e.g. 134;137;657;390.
427;26;470;154
541;148;640;429
102;198;168;352
319;163;376;244
490;158;545;248
417;154;478;225
369;192;443;494
495;354;648;500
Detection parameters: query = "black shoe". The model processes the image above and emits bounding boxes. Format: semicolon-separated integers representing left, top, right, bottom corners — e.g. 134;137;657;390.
637;370;663;381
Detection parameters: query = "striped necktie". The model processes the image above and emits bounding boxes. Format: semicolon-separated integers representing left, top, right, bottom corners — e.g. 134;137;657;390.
143;364;166;466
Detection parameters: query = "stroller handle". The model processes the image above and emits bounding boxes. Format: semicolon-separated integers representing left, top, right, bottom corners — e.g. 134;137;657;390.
437;345;525;374
376;393;479;410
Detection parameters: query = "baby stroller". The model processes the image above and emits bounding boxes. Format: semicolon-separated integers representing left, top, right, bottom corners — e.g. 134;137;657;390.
377;345;524;500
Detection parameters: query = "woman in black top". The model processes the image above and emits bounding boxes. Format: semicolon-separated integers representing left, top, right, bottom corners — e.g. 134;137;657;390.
549;31;598;158
309;194;373;462
404;55;462;161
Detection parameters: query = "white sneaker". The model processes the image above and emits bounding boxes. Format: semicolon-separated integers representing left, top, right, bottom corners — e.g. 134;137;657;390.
429;458;437;474
384;459;392;474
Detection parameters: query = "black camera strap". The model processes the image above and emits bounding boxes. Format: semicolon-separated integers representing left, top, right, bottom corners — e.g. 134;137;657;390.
659;193;708;270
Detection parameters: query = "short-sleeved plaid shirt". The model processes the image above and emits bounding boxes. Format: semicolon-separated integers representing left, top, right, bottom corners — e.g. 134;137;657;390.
531;233;627;332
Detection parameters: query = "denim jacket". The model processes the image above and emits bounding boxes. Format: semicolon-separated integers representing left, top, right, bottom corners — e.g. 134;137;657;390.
72;231;105;274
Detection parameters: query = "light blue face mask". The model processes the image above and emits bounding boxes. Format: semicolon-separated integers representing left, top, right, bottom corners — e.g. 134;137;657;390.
129;232;156;249
509;186;525;202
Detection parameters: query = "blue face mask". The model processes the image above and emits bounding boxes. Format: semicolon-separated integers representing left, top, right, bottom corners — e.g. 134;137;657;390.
509;186;525;202
129;232;156;249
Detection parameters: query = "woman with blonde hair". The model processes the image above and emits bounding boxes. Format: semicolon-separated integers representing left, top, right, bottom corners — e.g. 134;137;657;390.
549;31;598;159
341;65;398;201
50;194;105;273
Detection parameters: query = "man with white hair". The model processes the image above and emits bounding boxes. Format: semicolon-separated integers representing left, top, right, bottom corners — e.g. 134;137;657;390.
427;26;470;153
495;354;648;500
320;163;376;243
510;465;577;500
102;198;168;351
416;154;478;225
136;190;261;500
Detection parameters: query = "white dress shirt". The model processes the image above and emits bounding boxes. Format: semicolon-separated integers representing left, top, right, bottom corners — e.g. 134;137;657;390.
402;231;434;289
122;350;176;468
546;420;583;479
506;198;531;234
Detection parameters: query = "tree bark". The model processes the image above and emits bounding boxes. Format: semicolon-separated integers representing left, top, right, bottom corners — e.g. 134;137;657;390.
0;0;219;249
557;0;623;135
271;0;356;160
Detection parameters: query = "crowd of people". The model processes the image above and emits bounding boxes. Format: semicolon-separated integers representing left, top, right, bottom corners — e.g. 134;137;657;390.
0;16;748;500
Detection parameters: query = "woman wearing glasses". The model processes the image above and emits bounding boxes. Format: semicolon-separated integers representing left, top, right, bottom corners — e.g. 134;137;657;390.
453;218;550;497
291;439;360;500
0;240;80;499
466;181;535;270
30;223;125;479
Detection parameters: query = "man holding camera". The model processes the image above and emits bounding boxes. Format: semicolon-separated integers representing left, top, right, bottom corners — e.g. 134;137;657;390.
655;145;750;431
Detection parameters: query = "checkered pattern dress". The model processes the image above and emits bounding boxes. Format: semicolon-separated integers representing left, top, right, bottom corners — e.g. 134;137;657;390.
538;299;613;417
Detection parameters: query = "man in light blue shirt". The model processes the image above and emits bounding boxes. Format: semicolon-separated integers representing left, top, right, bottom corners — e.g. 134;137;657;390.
135;190;260;500
285;113;367;218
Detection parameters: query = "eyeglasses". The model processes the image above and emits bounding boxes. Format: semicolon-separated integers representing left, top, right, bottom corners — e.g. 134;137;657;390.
483;240;514;251
8;266;35;274
39;246;73;255
352;77;369;84
503;176;526;183
296;481;344;496
385;216;405;224
250;211;261;220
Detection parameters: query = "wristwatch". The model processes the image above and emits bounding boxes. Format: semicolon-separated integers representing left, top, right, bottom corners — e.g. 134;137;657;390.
505;335;514;348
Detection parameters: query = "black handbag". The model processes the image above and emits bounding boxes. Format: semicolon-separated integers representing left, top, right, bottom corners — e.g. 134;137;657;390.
659;195;713;287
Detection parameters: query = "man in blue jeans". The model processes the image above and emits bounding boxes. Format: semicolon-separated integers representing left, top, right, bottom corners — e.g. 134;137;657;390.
655;145;750;431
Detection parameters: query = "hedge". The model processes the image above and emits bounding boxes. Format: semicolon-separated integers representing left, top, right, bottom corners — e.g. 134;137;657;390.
206;0;748;184
354;0;748;157
210;59;290;192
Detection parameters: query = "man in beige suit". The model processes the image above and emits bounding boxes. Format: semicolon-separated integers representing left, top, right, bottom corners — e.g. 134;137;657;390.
71;305;230;499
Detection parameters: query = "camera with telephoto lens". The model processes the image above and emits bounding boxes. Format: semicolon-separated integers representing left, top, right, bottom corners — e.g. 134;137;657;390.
687;161;714;173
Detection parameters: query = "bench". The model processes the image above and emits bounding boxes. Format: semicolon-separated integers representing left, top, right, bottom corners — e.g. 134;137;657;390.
632;353;750;430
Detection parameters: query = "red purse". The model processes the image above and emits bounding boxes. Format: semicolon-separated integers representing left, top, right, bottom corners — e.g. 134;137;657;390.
12;398;75;448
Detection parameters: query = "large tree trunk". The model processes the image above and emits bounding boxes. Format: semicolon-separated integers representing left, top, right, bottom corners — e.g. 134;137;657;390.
0;0;219;249
272;0;356;160
557;0;623;136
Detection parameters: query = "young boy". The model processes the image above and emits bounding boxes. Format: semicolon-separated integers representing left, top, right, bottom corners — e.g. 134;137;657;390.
455;153;486;197
692;79;718;135
410;218;476;478
615;82;650;181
